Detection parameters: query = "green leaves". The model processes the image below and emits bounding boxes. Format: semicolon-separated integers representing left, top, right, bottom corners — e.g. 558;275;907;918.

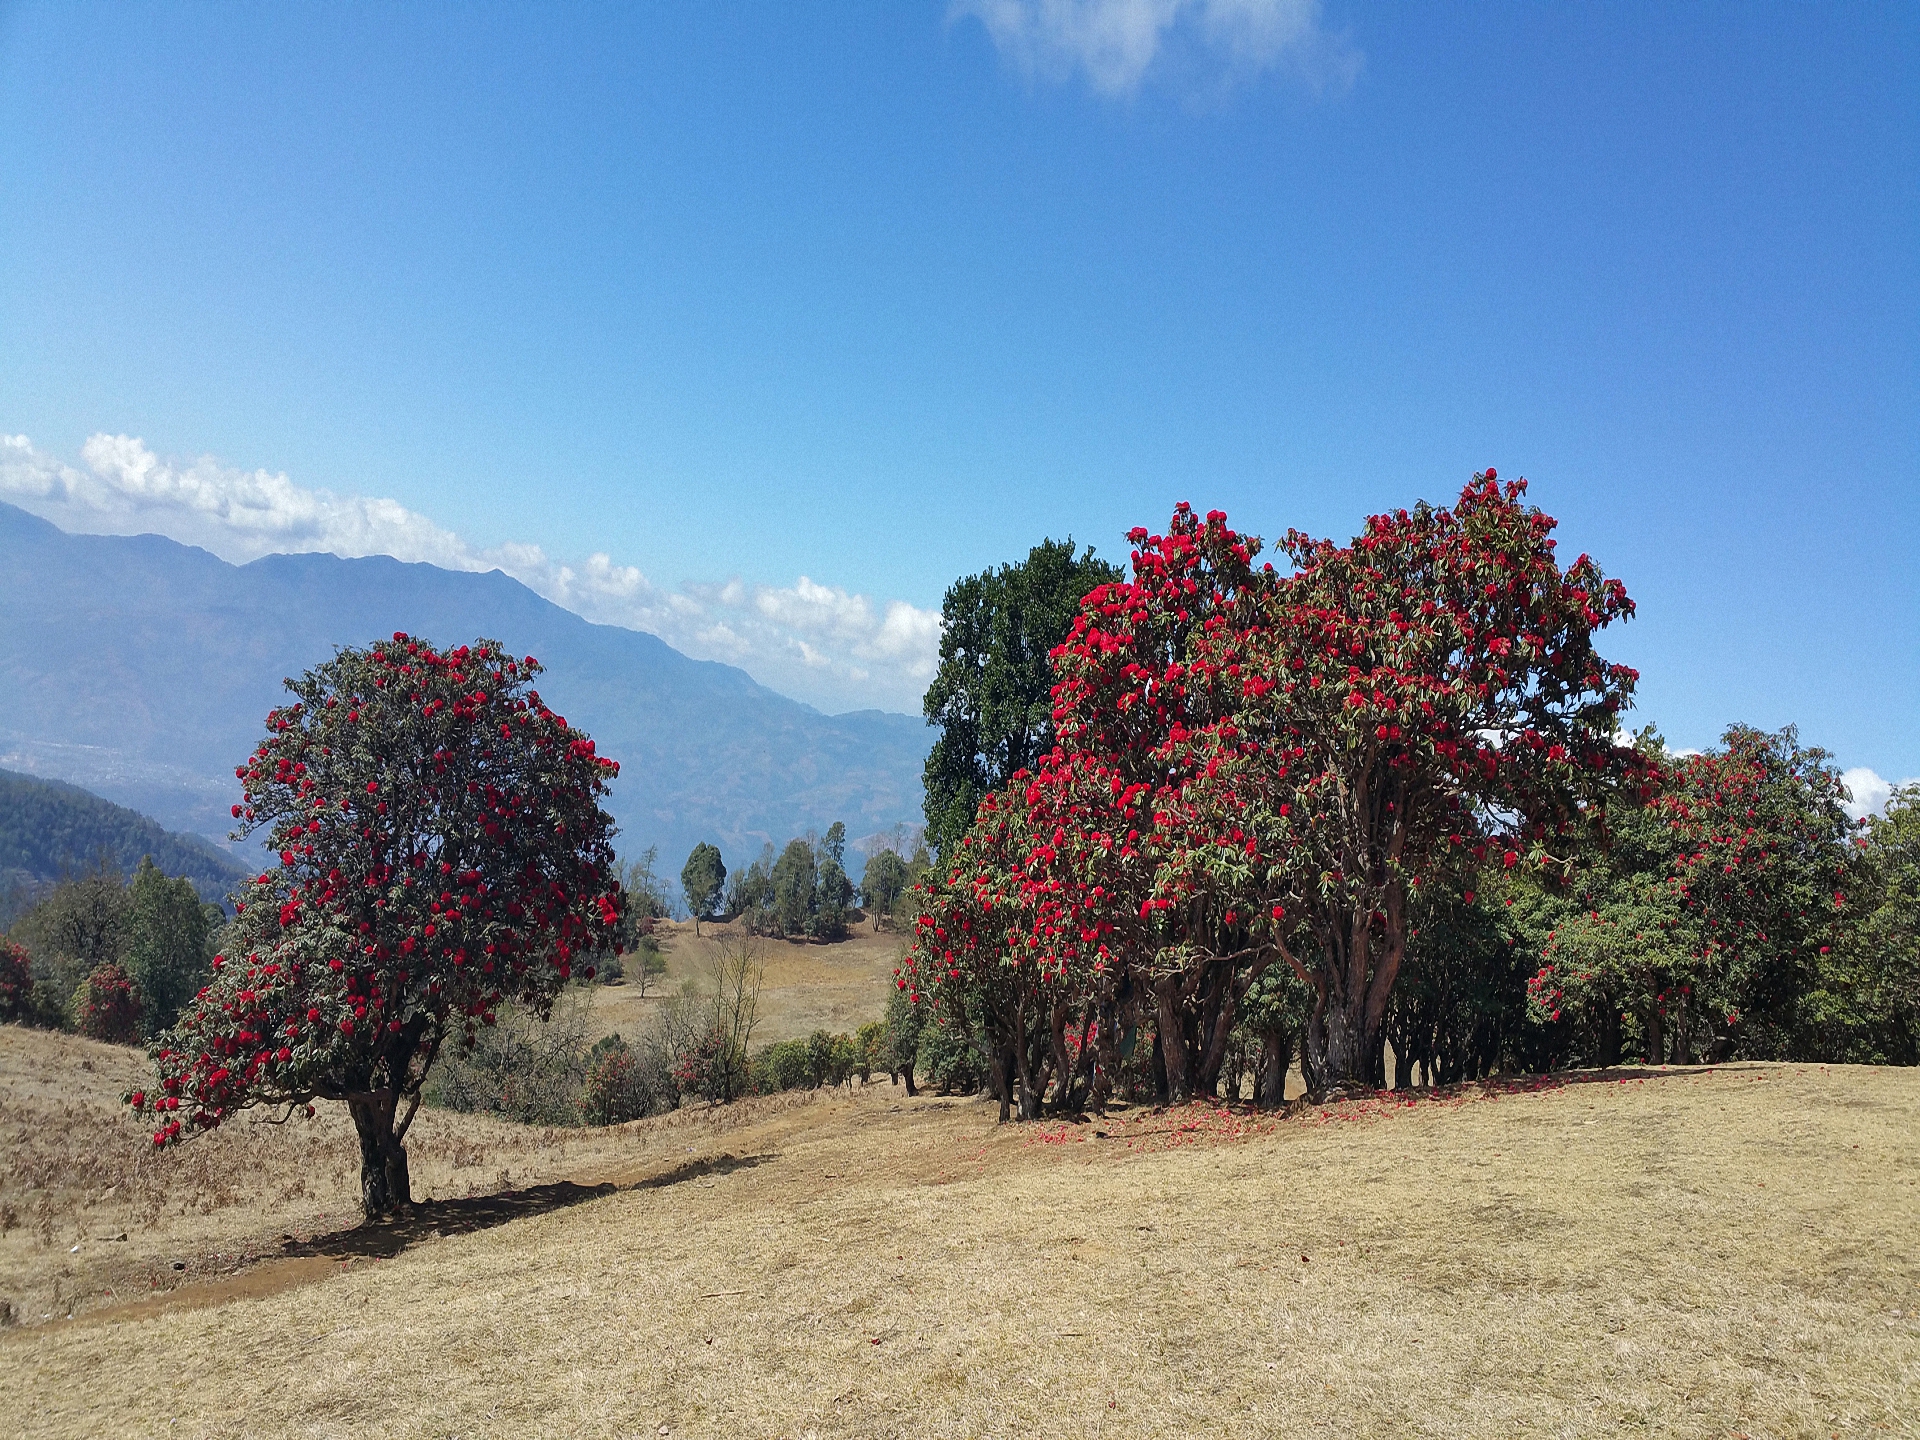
922;538;1121;862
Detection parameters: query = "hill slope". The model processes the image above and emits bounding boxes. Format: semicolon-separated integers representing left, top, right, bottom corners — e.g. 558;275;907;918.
0;501;931;868
0;767;245;905
0;1033;1914;1437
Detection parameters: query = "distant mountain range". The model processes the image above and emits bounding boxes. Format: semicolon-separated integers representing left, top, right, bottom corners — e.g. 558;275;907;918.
0;501;931;874
0;766;246;911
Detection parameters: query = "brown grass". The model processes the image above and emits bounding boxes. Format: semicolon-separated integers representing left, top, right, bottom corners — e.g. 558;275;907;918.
587;917;906;1045
2;1026;1916;1439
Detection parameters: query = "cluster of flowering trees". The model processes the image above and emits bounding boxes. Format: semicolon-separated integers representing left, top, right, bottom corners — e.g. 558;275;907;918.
904;474;1655;1111
129;635;624;1217
1522;724;1894;1066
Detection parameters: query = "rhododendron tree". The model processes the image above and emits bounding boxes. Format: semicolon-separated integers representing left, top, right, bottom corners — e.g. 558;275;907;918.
1033;505;1290;1102
130;635;623;1218
75;962;143;1044
1528;725;1861;1063
904;783;1101;1119
0;940;31;1024
1233;473;1650;1093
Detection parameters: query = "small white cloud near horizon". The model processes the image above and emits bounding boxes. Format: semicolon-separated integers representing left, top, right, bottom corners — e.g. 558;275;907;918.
953;0;1361;98
1840;767;1915;824
0;432;941;715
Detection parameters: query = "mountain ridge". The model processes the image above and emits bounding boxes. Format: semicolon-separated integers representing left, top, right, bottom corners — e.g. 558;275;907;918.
0;766;246;912
0;501;932;871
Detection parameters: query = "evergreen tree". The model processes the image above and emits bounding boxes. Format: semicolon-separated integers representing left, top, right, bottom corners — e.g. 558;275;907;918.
922;538;1121;861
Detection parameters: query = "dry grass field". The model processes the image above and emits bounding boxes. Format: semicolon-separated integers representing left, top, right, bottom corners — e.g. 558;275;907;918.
586;918;907;1046
2;1025;1917;1440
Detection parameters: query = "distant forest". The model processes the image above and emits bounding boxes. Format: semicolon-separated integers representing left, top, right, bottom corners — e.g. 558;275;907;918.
0;768;244;919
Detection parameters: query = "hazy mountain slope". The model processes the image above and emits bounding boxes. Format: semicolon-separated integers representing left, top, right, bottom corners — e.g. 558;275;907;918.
0;766;245;904
0;502;931;869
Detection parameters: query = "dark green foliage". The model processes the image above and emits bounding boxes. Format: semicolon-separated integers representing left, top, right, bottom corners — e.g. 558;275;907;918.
749;1025;871;1094
813;856;853;940
1387;886;1545;1087
916;988;987;1095
921;538;1121;861
750;827;856;940
771;839;817;936
1518;726;1872;1067
854;1021;884;1081
751;1037;815;1094
726;844;776;931
860;849;913;927
125;858;218;1036
1793;784;1920;1065
580;1033;676;1125
881;980;924;1092
804;1028;855;1087
0;768;243;906
1229;964;1314;1106
680;842;726;923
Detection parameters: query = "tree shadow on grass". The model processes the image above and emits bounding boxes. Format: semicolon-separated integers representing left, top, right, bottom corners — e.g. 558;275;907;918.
279;1151;778;1262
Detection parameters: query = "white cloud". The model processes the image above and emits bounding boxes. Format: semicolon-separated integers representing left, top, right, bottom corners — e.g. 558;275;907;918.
953;0;1360;98
1;433;941;715
1840;767;1916;823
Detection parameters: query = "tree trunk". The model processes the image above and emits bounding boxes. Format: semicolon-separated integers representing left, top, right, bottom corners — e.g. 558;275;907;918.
1392;1040;1413;1091
1646;1004;1664;1067
1256;1027;1289;1110
1297;1019;1319;1098
1598;1005;1621;1068
990;1043;1013;1123
347;1092;412;1220
1153;978;1193;1102
1310;1000;1377;1099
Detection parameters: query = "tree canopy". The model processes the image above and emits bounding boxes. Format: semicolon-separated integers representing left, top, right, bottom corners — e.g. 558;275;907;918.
922;537;1121;862
130;634;623;1217
681;841;726;929
903;477;1658;1108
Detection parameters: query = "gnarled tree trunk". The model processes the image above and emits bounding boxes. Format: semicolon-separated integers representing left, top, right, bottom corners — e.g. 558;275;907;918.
347;1090;413;1220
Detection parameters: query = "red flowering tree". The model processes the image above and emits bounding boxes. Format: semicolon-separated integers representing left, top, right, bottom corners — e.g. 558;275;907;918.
1530;725;1860;1062
906;478;1650;1111
0;940;31;1024
904;782;1100;1120
130;634;623;1218
1024;506;1287;1102
1246;473;1649;1093
75;962;144;1044
905;506;1297;1109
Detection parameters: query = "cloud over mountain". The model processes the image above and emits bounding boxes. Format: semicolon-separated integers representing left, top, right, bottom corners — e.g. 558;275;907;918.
1;433;939;715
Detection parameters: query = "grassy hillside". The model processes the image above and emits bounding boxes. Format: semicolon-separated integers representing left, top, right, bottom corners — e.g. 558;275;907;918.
0;767;245;905
588;916;908;1046
1;1027;1914;1438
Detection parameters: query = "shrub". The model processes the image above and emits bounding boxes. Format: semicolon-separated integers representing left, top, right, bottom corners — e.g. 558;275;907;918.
427;992;595;1126
674;1020;748;1105
580;1035;648;1125
0;941;30;1024
73;962;143;1045
854;1020;885;1081
751;1038;813;1094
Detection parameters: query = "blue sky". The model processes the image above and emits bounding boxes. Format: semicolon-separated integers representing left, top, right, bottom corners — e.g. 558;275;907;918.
1;2;1915;795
